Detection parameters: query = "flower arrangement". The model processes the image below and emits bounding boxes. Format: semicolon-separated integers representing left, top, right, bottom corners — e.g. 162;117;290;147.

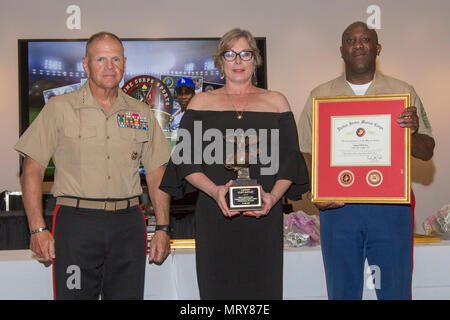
284;211;320;247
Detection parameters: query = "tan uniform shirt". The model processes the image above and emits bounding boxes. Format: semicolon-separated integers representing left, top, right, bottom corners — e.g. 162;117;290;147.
297;71;433;154
14;82;171;198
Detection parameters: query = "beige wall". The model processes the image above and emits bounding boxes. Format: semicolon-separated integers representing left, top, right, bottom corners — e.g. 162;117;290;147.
0;0;448;232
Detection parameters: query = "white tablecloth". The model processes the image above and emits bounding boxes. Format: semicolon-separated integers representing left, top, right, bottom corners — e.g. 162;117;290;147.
1;241;449;300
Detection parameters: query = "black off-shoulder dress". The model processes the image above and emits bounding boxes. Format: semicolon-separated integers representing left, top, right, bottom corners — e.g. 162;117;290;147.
160;110;309;300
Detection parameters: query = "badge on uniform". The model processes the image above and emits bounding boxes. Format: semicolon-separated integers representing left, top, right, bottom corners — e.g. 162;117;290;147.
117;112;148;130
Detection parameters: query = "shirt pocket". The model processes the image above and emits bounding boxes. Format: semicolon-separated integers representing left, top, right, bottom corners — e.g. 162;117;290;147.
60;125;97;165
118;128;149;167
63;125;97;139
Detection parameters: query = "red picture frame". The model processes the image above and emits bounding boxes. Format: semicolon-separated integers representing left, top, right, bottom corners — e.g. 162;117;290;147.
311;94;411;203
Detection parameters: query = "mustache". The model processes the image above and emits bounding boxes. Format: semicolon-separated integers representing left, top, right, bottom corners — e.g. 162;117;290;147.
352;50;367;57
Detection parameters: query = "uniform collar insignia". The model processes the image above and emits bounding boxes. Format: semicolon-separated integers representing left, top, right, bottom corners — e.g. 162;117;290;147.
75;81;140;113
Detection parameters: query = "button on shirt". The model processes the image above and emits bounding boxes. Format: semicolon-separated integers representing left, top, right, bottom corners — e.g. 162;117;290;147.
14;82;171;199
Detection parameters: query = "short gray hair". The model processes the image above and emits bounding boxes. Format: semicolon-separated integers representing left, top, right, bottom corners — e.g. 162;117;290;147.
85;31;123;56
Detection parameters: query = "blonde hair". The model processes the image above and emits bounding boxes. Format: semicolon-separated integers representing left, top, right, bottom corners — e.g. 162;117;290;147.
213;28;262;70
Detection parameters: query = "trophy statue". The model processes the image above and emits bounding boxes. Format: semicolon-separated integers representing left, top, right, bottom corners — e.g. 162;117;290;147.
224;133;263;212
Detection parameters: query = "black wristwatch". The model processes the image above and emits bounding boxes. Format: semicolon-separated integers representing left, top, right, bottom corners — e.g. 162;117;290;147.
155;224;170;234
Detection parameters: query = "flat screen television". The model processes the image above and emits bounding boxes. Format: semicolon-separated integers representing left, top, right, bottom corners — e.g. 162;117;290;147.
18;38;267;181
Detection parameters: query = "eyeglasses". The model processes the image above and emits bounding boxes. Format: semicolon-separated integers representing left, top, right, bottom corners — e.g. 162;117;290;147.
222;50;254;62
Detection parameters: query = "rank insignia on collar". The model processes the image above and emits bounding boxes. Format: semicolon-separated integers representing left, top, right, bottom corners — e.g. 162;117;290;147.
117;112;148;130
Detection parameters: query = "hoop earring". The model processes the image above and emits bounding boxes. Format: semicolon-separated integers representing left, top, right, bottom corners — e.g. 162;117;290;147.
220;71;225;80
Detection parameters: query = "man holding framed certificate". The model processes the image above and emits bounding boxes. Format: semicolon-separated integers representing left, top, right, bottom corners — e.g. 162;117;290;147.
297;21;435;300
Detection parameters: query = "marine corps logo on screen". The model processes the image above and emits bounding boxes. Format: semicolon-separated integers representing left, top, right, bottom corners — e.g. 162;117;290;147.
122;75;174;131
161;76;174;89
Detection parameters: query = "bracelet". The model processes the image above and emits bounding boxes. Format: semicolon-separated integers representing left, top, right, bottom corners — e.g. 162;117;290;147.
30;227;48;235
155;225;170;234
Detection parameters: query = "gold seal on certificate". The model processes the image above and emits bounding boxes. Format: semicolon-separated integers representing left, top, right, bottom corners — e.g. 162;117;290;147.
224;133;263;212
366;170;383;187
338;170;355;187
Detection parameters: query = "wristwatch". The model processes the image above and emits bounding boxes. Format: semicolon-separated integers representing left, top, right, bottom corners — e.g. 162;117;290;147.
155;225;170;234
30;227;48;235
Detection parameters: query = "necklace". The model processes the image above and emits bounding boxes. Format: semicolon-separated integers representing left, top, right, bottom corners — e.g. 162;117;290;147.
226;90;249;120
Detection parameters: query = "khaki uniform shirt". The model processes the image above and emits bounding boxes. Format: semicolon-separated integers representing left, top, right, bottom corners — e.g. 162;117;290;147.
297;71;433;154
14;82;171;198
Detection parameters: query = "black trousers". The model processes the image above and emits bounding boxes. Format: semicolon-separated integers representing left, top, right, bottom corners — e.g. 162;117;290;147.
52;204;147;300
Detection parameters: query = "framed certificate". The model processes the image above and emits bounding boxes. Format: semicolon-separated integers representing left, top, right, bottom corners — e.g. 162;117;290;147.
311;94;411;203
